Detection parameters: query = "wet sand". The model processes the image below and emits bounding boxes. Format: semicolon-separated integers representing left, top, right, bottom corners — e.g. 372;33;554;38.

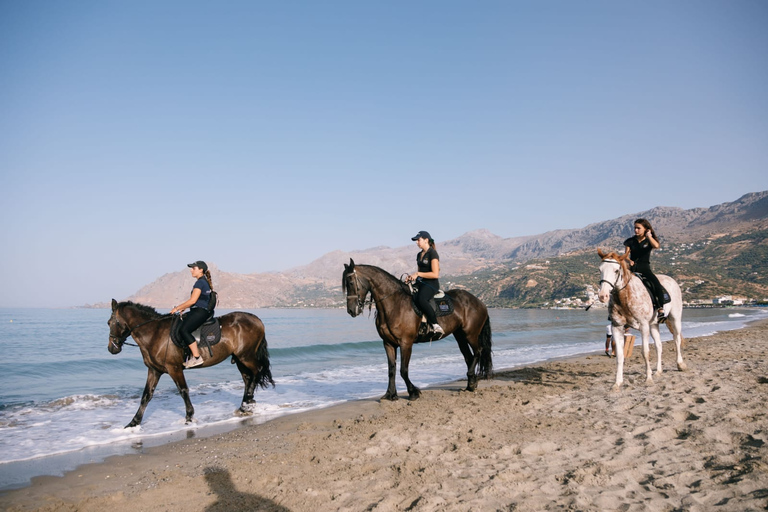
3;319;768;511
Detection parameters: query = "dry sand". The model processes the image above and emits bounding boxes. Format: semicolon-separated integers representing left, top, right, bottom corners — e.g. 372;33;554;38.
3;319;768;512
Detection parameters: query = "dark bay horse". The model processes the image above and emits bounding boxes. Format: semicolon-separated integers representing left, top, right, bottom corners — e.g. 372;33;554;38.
108;299;274;427
342;259;492;400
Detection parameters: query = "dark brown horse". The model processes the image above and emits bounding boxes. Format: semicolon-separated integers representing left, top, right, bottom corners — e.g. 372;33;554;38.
342;259;492;400
108;299;274;427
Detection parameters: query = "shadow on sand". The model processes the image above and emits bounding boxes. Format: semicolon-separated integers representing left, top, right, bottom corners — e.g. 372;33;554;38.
204;466;291;512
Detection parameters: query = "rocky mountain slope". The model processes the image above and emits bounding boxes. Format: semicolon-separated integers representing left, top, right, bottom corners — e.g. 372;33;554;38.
125;191;768;308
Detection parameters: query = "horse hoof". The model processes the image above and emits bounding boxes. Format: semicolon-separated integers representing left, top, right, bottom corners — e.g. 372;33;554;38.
408;391;421;400
381;393;399;401
235;407;253;417
678;362;688;371
612;383;622;393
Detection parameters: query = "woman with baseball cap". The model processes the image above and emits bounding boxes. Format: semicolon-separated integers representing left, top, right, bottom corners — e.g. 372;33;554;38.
170;260;214;368
406;231;444;335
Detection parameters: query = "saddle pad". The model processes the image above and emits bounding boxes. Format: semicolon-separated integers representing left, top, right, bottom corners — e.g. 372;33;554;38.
170;315;221;349
411;293;454;318
633;273;671;307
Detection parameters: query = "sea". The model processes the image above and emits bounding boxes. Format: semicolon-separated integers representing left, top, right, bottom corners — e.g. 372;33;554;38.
1;306;766;491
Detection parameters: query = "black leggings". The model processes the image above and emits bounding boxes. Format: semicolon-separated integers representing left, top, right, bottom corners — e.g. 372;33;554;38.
416;279;440;325
634;265;666;309
179;307;210;346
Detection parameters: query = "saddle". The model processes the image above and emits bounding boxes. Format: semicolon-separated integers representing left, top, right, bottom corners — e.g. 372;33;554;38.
171;313;222;358
410;283;454;341
634;273;671;309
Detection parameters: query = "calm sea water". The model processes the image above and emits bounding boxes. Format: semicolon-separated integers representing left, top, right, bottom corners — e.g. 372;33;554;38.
0;306;766;490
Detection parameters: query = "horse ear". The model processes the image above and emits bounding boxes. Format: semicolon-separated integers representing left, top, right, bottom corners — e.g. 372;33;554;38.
349;258;355;269
597;249;607;259
111;299;118;311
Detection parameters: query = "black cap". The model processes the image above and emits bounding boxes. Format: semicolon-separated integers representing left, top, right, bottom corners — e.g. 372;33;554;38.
411;231;432;241
187;260;208;272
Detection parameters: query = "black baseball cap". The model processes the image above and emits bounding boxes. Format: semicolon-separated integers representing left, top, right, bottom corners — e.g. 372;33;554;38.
187;260;208;272
411;231;432;241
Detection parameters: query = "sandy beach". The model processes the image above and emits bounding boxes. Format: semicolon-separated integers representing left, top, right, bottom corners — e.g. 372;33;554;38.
3;318;768;511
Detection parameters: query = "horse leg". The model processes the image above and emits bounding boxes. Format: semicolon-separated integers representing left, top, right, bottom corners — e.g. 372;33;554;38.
233;357;257;413
382;343;399;401
167;367;195;423
639;324;654;384
454;329;478;392
666;314;687;371
399;342;421;400
611;325;626;391
126;367;162;428
650;323;663;376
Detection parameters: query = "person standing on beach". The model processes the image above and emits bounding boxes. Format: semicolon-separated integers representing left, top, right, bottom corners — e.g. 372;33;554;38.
170;260;214;368
406;231;444;335
605;324;635;358
624;218;668;322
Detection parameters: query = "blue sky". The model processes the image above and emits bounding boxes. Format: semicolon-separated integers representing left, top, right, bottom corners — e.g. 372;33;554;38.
1;1;767;307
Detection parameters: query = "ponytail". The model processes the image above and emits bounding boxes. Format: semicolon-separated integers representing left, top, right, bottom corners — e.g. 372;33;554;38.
204;270;214;292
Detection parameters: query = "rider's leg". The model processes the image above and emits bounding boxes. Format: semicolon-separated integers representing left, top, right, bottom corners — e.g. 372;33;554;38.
416;286;442;333
179;308;208;364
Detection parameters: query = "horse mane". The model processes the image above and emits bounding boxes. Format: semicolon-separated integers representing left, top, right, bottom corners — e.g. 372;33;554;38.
119;301;163;318
344;264;410;294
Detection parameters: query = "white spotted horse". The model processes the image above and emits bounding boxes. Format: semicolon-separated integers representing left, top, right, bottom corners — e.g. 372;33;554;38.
597;250;686;390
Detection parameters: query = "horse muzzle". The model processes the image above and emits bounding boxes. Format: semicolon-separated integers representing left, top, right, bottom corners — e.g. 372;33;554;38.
108;336;124;354
346;298;363;317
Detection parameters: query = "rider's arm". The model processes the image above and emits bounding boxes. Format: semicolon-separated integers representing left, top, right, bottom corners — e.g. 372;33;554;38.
646;231;660;249
414;258;440;280
171;288;201;314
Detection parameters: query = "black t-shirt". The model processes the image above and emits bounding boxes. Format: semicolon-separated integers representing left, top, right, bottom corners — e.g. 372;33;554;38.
417;247;440;275
624;236;653;269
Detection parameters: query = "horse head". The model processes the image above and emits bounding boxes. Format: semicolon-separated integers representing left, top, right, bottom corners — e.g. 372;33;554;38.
342;259;369;317
597;250;630;303
107;299;131;354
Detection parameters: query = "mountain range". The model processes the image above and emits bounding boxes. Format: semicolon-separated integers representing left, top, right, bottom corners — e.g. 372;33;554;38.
123;190;768;309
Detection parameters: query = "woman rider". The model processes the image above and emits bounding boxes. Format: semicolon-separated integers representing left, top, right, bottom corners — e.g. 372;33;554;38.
170;260;214;368
623;219;667;323
406;231;444;335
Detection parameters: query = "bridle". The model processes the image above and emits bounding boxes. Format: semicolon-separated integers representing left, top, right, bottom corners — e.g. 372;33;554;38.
599;259;628;293
109;314;170;350
345;270;369;315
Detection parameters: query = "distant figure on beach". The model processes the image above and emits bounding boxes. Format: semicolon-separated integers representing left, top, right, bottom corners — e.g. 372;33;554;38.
171;260;215;368
624;218;668;323
406;231;444;335
605;324;635;359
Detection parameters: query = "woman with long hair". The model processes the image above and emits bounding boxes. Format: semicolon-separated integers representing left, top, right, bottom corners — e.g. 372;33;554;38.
624;219;668;322
170;260;215;367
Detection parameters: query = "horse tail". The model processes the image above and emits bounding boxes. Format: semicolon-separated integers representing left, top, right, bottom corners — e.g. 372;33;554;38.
477;317;493;379
255;337;276;389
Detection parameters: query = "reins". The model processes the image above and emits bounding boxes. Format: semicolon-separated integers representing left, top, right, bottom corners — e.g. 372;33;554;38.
600;259;628;293
110;313;173;349
346;269;401;315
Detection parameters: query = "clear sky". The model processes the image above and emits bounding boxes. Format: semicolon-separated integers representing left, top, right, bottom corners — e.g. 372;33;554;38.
1;1;767;307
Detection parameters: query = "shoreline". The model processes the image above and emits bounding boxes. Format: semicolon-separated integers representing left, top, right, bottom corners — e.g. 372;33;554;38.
3;319;768;511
